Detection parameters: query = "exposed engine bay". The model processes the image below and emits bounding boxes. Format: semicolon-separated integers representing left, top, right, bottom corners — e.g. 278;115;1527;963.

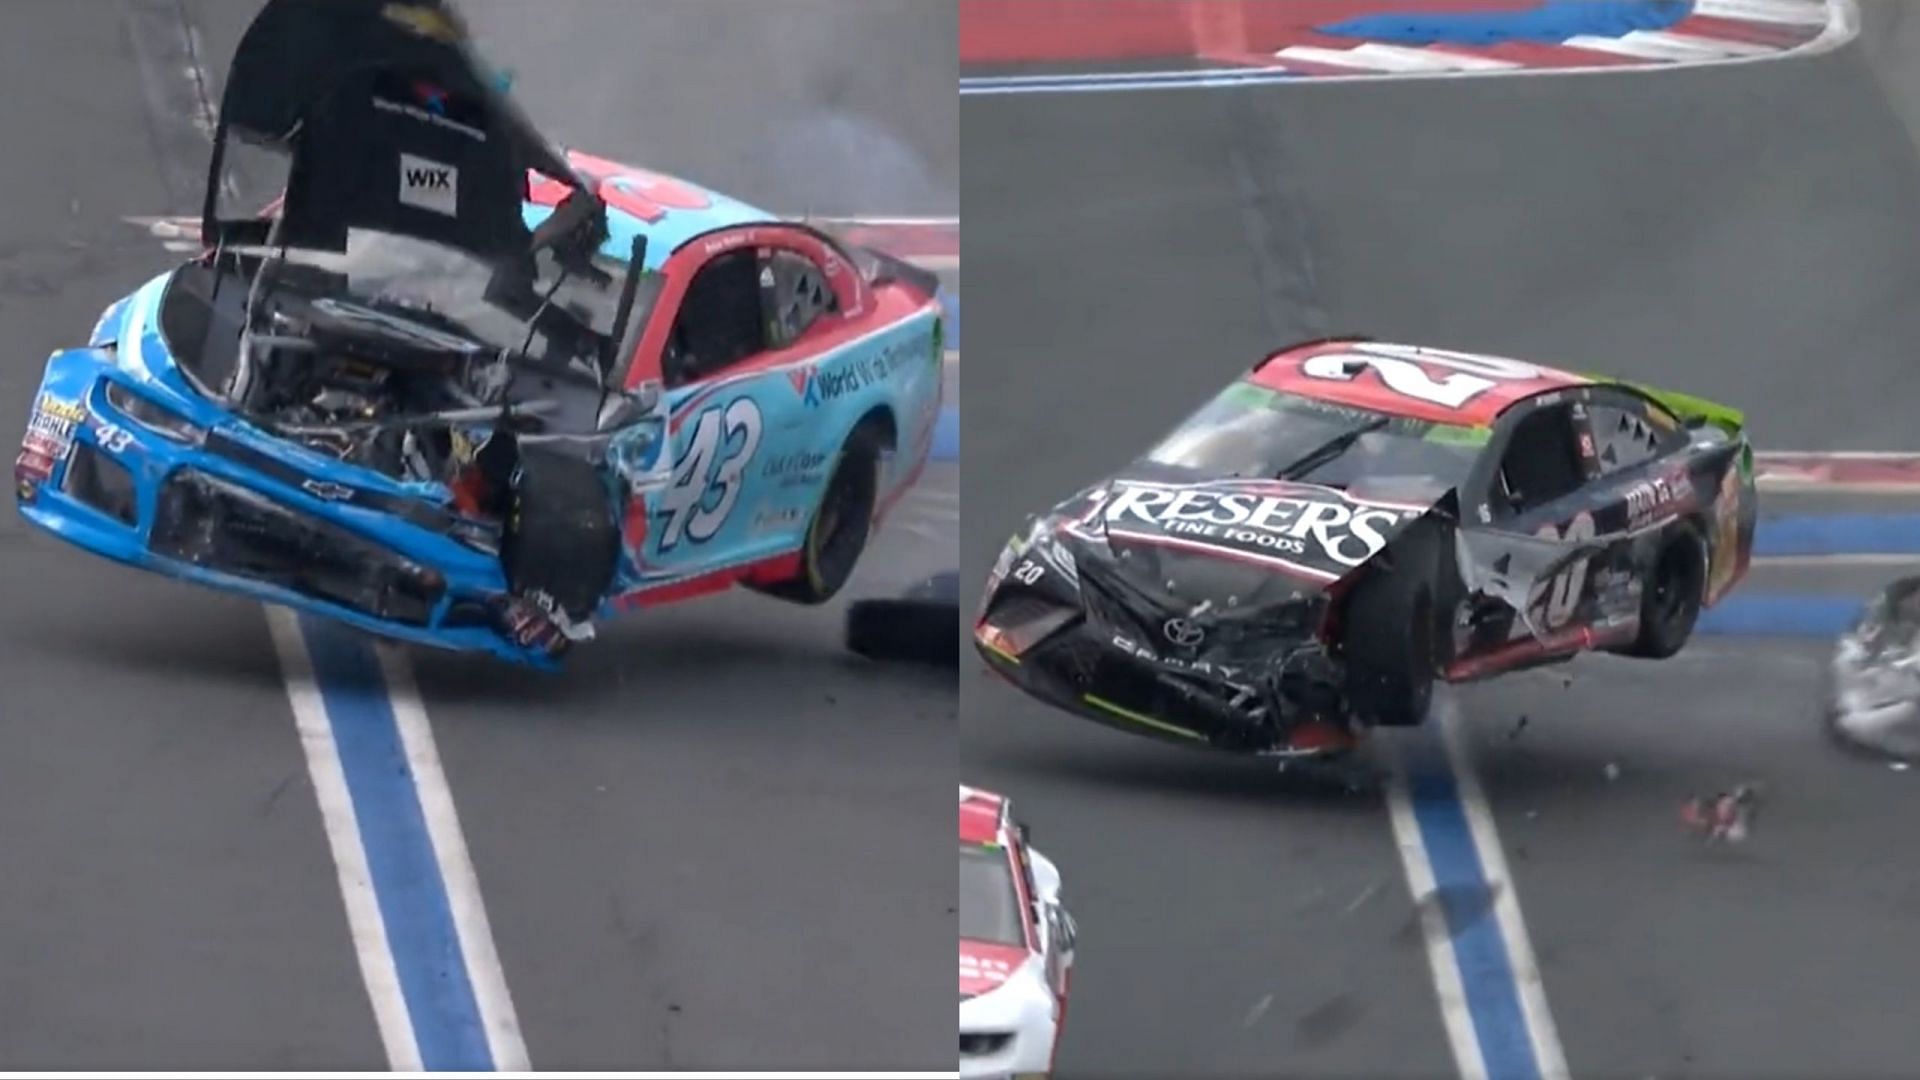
239;287;516;484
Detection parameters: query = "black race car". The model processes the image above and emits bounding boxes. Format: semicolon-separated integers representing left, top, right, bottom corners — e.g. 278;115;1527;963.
973;338;1759;756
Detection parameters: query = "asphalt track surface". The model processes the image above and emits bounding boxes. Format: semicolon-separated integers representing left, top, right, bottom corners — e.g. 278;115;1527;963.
960;3;1920;1077
0;0;952;1070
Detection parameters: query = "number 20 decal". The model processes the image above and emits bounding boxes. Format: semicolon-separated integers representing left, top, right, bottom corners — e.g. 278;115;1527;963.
658;398;763;551
1533;511;1596;631
1301;344;1544;409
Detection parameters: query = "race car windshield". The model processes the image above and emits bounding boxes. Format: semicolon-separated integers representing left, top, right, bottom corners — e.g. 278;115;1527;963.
1146;381;1485;491
959;843;1025;947
248;228;660;377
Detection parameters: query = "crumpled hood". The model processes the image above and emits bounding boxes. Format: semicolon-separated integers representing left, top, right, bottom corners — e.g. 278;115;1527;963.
961;939;1034;999
1059;474;1439;603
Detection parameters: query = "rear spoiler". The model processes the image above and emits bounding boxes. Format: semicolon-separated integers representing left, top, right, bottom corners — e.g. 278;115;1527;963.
855;245;940;301
1586;375;1745;437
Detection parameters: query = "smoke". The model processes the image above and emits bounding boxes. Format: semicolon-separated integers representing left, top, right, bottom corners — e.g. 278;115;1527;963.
457;0;957;217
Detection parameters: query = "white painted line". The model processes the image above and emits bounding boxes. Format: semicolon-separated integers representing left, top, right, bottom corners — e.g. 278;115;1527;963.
1384;691;1571;1080
1563;29;1775;60
266;607;423;1072
1695;0;1831;25
1275;45;1394;72
1347;43;1522;72
1753;553;1920;567
377;646;531;1071
1437;698;1571;1080
1384;740;1489;1080
1641;29;1782;56
1758;478;1920;494
1760;450;1920;459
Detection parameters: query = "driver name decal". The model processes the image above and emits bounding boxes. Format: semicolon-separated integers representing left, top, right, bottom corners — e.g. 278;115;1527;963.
398;153;458;217
1099;481;1420;572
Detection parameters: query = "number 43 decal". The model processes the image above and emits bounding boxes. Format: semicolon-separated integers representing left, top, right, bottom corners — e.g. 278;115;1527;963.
658;398;764;551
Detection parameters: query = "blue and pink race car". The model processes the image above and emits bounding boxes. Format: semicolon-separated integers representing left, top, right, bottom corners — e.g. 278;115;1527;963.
13;0;944;666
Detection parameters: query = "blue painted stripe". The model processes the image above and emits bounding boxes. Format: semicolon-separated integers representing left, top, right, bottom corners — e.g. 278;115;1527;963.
1405;744;1542;1080
299;615;492;1070
1698;594;1864;637
1756;514;1920;557
933;405;958;461
1321;0;1692;47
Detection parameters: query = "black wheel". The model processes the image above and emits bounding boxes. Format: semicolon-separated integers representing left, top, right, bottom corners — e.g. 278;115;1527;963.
1621;526;1706;659
1342;568;1437;728
500;446;619;621
759;420;885;605
846;596;959;665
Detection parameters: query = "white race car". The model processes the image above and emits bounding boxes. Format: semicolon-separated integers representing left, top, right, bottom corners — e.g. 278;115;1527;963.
959;785;1076;1080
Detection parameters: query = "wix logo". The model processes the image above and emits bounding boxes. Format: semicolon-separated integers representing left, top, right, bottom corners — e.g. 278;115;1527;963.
398;153;458;217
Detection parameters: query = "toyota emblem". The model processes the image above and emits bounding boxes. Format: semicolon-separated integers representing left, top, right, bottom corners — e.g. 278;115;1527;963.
1163;617;1204;647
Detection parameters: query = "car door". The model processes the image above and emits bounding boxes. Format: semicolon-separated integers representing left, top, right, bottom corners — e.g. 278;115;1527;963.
621;227;865;583
1457;398;1619;660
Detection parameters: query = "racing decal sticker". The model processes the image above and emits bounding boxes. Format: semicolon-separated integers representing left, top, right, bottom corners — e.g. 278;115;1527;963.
92;422;134;455
1081;479;1426;577
656;397;764;552
1525;511;1598;634
302;479;356;502
398;153;459;217
1623;469;1695;531
1299;342;1552;410
760;447;829;490
750;505;805;534
959;946;1019;995
1707;464;1746;602
794;334;934;408
16;393;84;489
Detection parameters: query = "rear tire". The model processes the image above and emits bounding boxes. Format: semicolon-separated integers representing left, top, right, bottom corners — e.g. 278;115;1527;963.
759;421;885;605
1621;526;1706;659
1342;568;1437;728
846;597;958;665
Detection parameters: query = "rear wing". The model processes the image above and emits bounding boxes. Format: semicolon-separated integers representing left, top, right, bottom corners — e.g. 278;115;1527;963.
1586;375;1746;438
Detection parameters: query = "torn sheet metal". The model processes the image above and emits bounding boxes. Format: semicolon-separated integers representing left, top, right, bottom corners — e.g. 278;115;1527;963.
1828;577;1920;761
1454;526;1613;642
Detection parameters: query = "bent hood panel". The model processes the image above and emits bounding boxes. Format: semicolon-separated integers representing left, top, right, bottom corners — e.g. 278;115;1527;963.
1061;475;1437;595
211;0;585;260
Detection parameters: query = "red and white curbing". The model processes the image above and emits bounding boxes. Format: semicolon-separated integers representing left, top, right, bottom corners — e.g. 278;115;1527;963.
1755;452;1920;494
1250;0;1856;79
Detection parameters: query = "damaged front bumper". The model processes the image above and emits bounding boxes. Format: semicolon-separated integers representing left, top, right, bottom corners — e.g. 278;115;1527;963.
16;366;562;666
975;586;1349;754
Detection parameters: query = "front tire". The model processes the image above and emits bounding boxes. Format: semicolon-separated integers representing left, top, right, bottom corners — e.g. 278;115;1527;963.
759;421;885;605
1342;569;1437;728
500;446;619;620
